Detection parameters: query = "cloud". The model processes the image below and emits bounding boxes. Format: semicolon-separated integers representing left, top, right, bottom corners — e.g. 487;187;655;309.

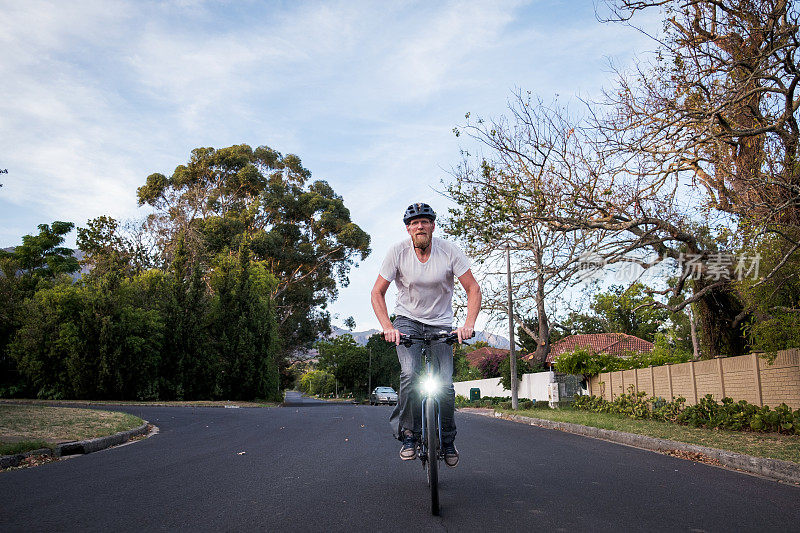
0;0;664;332
376;1;522;101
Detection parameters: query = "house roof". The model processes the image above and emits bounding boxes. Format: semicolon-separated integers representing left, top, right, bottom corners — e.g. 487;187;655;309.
465;346;509;367
524;333;654;364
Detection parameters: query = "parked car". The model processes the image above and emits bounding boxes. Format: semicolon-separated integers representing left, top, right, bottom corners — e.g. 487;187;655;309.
370;386;398;405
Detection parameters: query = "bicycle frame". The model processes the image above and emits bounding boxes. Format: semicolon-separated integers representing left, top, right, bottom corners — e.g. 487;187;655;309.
420;344;442;460
419;343;442;468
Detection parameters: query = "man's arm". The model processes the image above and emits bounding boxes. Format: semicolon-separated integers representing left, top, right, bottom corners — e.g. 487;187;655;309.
455;269;482;343
371;275;402;345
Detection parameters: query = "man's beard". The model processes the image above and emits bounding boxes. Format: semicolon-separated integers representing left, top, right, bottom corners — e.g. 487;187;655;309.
412;233;431;250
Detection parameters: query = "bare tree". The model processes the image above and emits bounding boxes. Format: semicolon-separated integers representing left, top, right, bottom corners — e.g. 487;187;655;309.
447;1;799;358
583;0;800;355
450;89;754;359
446;96;612;363
600;0;799;227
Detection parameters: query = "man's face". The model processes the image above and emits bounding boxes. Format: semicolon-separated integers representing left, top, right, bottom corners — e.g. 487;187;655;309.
406;217;434;250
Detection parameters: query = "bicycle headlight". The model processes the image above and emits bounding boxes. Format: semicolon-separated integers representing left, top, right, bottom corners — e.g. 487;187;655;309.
421;376;440;395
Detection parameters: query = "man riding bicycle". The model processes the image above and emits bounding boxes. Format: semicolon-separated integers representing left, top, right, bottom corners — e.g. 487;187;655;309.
370;202;482;467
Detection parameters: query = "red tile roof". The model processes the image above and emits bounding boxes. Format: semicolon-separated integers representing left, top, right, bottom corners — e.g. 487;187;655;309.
524;333;654;364
466;346;509;367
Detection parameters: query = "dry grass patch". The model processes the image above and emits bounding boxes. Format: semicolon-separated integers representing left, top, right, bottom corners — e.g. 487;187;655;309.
0;405;143;444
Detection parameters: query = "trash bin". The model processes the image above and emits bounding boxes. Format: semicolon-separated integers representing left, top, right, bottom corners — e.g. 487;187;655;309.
469;388;481;401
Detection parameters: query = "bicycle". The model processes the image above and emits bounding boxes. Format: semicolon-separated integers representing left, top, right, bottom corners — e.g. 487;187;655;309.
398;330;469;516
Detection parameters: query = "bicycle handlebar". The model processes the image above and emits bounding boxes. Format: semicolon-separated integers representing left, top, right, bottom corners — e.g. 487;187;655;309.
397;331;474;347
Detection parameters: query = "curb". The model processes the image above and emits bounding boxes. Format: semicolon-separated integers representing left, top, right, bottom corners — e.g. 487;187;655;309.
488;411;800;485
0;447;54;470
0;422;150;470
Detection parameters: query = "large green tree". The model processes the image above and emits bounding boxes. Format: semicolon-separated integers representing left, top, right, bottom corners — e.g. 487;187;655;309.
137;144;370;357
590;283;669;343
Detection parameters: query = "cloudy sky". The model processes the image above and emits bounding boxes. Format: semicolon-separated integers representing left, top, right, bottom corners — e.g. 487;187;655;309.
0;0;660;334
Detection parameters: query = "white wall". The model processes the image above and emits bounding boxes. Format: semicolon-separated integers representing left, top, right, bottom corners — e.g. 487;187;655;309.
454;371;555;401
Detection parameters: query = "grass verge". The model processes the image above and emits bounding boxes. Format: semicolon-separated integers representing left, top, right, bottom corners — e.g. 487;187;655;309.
0;440;51;455
498;406;800;464
0;405;144;449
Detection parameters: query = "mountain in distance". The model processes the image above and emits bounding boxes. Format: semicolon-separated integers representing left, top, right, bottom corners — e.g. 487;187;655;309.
326;325;510;349
326;326;381;346
474;330;510;349
1;248;88;281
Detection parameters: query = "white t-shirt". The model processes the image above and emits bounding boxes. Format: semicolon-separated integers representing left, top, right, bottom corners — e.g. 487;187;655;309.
378;236;471;327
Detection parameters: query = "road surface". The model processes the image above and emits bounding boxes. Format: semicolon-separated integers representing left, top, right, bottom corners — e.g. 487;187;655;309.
2;402;798;532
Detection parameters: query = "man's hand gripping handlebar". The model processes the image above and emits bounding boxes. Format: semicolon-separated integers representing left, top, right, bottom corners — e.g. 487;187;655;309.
382;329;475;347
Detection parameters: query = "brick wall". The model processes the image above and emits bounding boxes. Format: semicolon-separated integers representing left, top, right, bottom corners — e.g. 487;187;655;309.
760;349;800;408
587;349;800;409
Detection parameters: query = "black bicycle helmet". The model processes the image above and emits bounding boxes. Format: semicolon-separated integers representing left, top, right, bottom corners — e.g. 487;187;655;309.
403;203;437;225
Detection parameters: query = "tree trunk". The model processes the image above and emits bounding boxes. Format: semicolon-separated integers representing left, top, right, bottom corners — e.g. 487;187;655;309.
693;279;746;358
532;247;550;365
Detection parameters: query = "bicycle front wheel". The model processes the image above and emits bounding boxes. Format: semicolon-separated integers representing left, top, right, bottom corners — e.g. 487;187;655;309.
425;397;439;516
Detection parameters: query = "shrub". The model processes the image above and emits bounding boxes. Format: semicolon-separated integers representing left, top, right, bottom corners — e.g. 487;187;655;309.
553;347;610;377
611;389;651;419
572;387;800;435
477;353;505;378
553;340;692;379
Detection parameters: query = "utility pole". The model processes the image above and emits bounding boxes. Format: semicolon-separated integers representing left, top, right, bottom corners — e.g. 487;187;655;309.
506;244;518;410
368;347;372;394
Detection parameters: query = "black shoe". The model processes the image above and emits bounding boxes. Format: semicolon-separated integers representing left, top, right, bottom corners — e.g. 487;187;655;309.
443;442;459;467
400;434;417;460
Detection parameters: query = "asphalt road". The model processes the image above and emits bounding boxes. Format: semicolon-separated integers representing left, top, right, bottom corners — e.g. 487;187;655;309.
283;390;335;407
2;401;799;532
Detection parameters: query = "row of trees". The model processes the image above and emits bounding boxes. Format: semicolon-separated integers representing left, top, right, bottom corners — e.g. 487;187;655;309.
448;0;800;360
1;222;280;400
1;144;370;400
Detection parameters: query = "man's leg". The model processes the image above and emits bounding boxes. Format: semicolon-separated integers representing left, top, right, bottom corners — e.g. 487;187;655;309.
388;316;422;446
430;331;456;446
427;323;458;466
